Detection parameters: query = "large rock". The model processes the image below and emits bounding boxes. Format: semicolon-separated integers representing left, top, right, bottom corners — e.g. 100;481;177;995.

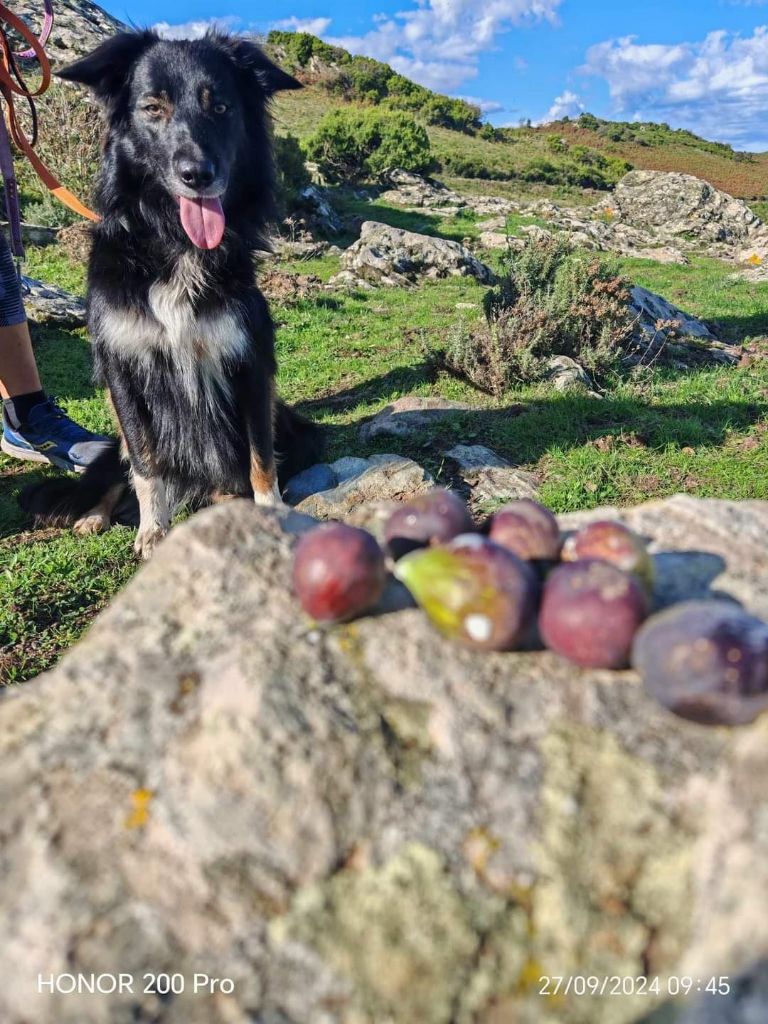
296;454;434;517
378;169;467;213
606;170;763;249
332;222;495;289
627;286;740;367
3;496;768;1024
15;0;126;63
359;396;472;440
21;276;87;327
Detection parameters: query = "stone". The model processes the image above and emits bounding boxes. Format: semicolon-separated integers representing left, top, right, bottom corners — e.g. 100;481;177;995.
299;185;343;236
330;456;374;484
377;169;467;212
4;496;768;1023
21;276;87;327
331;222;495;289
14;0;126;63
445;444;540;507
627;287;740;367
296;455;434;518
544;355;594;393
283;463;338;505
359;397;472;441
479;231;511;250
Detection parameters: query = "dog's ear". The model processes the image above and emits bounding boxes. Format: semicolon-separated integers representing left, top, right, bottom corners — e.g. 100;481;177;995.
223;39;303;95
57;31;157;103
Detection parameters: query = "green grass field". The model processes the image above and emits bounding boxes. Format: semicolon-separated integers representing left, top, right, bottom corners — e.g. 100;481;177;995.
1;208;767;685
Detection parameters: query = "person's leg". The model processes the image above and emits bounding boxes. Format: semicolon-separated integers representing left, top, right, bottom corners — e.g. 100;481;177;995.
0;320;42;399
0;232;111;472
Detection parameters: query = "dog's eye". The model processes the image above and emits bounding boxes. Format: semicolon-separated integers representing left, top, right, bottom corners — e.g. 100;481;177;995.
213;103;229;115
143;103;162;116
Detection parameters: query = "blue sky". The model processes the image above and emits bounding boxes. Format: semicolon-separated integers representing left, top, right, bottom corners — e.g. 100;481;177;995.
100;0;768;151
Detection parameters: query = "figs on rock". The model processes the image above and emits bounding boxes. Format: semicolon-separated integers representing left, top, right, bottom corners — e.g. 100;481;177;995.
384;488;474;559
632;600;768;726
292;522;387;622
539;559;648;669
487;499;562;562
562;519;654;592
394;534;539;651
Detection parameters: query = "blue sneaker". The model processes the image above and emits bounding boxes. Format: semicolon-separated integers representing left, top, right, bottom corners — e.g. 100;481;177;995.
1;398;112;473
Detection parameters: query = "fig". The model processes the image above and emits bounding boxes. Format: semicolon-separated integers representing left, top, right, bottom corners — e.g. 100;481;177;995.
394;534;539;651
562;520;654;592
488;499;561;562
632;601;768;725
384;488;474;559
292;522;387;622
539;559;648;668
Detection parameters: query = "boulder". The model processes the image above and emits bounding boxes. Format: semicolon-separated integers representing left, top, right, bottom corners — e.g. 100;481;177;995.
377;169;467;213
605;170;764;249
14;0;126;63
544;355;595;394
298;185;343;236
627;286;740;366
359;396;472;440
331;222;495;289
296;454;434;518
3;496;768;1024
21;276;87;327
444;444;540;505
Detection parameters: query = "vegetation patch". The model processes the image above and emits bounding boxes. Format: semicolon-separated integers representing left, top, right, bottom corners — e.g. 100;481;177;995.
432;237;632;395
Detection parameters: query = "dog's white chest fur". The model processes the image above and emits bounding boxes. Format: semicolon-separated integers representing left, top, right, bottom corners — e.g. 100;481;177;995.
97;252;249;403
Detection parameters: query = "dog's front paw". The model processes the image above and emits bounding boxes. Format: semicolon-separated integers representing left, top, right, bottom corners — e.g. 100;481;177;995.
134;524;168;560
74;512;111;536
253;479;285;508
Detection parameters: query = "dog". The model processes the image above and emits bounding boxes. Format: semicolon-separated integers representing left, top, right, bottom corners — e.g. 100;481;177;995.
23;30;323;558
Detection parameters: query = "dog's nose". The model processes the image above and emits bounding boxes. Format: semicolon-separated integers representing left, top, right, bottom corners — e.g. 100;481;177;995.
175;157;216;190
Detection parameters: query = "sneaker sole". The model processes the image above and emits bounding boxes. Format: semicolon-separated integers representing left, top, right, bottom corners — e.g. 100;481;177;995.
1;436;85;474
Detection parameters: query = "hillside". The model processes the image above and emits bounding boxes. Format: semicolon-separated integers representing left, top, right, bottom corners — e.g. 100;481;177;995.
269;31;768;202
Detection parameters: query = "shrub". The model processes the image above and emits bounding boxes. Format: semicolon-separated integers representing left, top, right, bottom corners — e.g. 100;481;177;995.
11;85;102;227
274;133;310;212
440;237;632;396
305;108;432;183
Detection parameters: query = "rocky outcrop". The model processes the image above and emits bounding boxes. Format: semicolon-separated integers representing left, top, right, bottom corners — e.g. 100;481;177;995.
358;396;472;440
605;170;763;251
378;169;467;214
481;171;768;278
21;275;86;327
627;286;740;367
331;221;495;289
2;496;768;1024
14;0;126;64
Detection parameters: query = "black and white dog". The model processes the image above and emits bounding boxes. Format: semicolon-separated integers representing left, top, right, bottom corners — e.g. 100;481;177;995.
24;30;322;557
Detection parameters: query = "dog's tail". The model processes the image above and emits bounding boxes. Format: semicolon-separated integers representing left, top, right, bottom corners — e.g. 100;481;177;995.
19;440;137;527
275;399;325;486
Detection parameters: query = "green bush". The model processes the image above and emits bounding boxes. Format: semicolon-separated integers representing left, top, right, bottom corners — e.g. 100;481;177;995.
274;133;311;212
440;237;632;395
305;108;433;183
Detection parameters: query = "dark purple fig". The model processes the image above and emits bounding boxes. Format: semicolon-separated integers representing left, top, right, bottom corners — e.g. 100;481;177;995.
292;522;387;622
632;601;768;725
394;534;539;651
384;488;474;559
488;499;561;562
539;559;648;668
562;520;654;592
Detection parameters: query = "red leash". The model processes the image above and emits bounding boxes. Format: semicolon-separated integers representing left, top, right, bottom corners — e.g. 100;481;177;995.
0;0;99;262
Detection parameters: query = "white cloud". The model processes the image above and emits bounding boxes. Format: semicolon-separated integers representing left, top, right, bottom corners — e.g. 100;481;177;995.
325;0;562;93
582;27;768;148
456;95;505;114
536;89;584;123
271;16;333;36
153;16;241;39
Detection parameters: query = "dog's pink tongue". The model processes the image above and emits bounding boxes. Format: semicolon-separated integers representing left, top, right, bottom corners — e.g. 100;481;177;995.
178;196;225;249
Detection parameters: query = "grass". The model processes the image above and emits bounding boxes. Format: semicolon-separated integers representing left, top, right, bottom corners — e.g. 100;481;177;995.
2;205;767;685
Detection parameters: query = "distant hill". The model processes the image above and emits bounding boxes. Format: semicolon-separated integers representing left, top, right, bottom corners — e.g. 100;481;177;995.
269;31;768;201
